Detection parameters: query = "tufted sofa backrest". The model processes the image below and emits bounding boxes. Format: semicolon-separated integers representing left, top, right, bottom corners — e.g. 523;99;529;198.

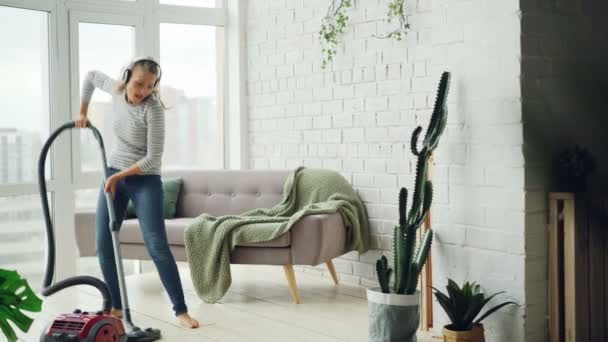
162;169;290;218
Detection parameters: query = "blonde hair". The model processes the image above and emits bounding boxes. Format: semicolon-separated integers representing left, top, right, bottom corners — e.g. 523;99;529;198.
117;59;168;109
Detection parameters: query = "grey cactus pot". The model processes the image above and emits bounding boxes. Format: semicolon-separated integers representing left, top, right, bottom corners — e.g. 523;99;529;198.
367;288;420;342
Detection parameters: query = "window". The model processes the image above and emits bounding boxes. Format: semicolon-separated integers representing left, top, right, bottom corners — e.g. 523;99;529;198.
160;23;224;169
0;5;50;287
0;6;50;184
77;22;135;173
0;194;51;286
0;0;236;283
160;0;223;8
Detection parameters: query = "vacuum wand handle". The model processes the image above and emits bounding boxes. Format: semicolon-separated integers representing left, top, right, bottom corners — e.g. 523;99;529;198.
38;121;113;313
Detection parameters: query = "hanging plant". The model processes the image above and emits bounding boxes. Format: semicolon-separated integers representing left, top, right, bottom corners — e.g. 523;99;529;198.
374;0;410;41
319;0;353;70
319;0;411;69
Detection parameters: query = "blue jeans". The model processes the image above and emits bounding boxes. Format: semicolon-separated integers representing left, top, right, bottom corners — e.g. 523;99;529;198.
95;168;187;316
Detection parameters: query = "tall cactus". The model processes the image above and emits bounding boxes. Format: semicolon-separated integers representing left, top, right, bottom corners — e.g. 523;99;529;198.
375;71;451;295
376;255;392;293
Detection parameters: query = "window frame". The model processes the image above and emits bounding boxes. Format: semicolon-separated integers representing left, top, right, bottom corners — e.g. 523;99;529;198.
69;2;229;189
69;11;144;188
0;0;75;279
0;0;245;281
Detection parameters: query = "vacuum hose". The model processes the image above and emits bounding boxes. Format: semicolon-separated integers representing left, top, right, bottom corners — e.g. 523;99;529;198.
38;122;112;313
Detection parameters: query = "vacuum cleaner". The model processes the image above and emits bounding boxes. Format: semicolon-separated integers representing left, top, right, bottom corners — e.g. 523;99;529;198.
38;122;162;341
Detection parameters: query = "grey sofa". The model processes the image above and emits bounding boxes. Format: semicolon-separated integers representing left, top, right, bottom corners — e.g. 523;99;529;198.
74;169;351;303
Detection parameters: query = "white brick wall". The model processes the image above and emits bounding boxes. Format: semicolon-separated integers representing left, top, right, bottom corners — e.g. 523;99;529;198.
246;1;528;341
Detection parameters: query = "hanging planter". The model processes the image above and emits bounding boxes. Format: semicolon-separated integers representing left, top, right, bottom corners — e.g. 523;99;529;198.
319;0;411;69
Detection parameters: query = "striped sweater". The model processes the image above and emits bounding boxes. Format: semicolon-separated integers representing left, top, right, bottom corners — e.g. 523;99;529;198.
81;71;165;175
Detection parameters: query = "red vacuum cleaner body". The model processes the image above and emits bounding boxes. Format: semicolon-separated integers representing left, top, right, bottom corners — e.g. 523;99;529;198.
42;310;126;342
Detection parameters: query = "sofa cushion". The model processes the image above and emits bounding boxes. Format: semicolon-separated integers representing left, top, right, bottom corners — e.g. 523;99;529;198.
162;170;289;218
119;218;291;248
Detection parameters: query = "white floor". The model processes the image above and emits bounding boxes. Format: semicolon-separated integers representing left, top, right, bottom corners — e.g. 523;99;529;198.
18;265;437;341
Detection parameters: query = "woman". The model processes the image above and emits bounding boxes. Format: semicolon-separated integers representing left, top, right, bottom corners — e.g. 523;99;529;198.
75;57;199;329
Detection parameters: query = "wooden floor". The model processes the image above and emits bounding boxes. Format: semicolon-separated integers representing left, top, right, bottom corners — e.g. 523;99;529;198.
18;264;437;341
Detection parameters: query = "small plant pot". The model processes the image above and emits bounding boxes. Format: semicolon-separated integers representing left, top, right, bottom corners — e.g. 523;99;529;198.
367;288;420;342
442;324;485;342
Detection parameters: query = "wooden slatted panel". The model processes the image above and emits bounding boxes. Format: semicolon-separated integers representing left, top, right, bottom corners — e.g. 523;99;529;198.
423;210;432;330
549;192;608;342
420;155;434;331
548;195;563;342
562;197;576;342
573;195;589;342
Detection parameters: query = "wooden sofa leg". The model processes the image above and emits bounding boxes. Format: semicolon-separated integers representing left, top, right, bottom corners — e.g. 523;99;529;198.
326;260;339;285
283;264;301;304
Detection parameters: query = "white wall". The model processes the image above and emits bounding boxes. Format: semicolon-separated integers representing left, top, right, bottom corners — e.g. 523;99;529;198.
245;1;529;341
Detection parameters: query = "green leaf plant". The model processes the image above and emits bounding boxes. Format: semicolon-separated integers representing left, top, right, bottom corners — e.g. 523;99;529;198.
0;269;43;342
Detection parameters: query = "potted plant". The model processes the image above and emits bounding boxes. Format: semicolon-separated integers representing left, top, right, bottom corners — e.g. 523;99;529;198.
433;279;517;342
554;144;596;192
319;0;410;69
367;71;451;342
0;268;43;342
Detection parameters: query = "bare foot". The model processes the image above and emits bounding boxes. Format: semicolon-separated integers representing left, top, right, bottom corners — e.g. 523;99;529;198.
177;312;200;329
110;308;123;319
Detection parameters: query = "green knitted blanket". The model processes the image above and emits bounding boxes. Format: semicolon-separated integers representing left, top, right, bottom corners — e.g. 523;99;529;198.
184;167;370;303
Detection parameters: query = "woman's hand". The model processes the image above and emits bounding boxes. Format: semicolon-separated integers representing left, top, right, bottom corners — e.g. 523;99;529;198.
104;174;121;198
74;114;89;128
